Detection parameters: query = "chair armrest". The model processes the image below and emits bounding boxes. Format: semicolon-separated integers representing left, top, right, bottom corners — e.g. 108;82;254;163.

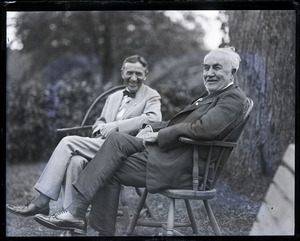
56;125;93;133
57;85;125;135
179;137;237;148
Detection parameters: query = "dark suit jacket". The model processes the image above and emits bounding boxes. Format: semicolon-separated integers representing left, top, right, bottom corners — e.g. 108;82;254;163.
146;85;248;193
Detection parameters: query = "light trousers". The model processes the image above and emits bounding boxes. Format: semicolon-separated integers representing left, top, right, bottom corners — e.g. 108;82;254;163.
61;155;88;209
34;135;105;209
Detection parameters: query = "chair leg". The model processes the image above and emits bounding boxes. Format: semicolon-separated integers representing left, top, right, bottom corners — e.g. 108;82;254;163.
166;198;175;236
184;200;198;234
126;189;148;235
203;200;221;235
119;185;131;227
135;187;156;220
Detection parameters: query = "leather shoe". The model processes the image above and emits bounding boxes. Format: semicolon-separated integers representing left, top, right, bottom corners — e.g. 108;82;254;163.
34;210;87;235
6;203;49;217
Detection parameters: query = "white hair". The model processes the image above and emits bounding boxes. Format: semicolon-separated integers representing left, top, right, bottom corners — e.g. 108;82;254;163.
204;46;241;72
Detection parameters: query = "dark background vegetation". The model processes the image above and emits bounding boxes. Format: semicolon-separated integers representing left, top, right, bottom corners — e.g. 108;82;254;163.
7;10;295;185
6;11;207;162
5;9;296;236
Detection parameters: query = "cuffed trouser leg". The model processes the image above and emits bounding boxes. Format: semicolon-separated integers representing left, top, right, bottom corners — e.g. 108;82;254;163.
89;151;148;235
61;155;88;210
34;135;104;201
89;177;121;236
73;132;145;202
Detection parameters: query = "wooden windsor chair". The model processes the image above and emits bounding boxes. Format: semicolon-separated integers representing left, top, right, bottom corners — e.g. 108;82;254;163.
126;97;254;236
56;85;125;135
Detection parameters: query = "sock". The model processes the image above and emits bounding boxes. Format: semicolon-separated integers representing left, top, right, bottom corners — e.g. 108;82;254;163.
67;193;89;219
32;193;50;208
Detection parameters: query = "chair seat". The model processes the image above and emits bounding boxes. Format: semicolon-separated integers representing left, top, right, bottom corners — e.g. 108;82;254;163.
159;188;216;200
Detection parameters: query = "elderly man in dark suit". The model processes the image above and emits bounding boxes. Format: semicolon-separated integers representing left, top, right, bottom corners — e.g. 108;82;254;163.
34;47;248;236
6;55;161;215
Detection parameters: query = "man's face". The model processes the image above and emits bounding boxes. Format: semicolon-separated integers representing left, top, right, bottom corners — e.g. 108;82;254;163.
121;62;147;93
203;51;234;93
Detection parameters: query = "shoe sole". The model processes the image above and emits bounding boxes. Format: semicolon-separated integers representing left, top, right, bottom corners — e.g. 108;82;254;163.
34;216;86;235
6;205;49;217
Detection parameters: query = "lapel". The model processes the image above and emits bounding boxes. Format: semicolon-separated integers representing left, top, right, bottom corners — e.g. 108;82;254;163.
168;85;236;125
169;93;213;121
121;84;146;119
110;90;124;121
187;85;236;111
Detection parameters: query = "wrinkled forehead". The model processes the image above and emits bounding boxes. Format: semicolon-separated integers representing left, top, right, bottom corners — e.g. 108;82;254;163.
203;51;232;67
123;62;147;72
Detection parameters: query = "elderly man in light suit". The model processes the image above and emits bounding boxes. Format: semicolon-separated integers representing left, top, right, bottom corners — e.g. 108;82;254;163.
6;55;162;216
34;47;248;236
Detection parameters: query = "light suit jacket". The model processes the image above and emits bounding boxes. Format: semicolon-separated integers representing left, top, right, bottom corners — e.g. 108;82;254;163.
92;84;162;136
146;85;248;193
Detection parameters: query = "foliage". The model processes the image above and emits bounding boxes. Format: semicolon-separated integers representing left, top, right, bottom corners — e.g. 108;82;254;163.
150;55;207;119
7;11;206;163
14;11;205;83
7;70;48;162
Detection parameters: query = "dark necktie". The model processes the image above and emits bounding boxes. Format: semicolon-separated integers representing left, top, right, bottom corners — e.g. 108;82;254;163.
123;90;136;98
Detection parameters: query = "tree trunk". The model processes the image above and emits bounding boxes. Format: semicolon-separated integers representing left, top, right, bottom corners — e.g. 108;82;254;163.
224;10;295;181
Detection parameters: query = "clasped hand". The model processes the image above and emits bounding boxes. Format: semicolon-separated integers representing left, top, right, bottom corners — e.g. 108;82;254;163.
99;122;118;138
136;125;158;146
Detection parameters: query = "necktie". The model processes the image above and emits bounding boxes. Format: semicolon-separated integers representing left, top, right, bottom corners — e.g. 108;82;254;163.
123;90;136;98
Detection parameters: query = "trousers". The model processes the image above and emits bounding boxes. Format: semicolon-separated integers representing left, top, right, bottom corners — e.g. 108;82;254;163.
34;135;105;209
72;132;148;235
61;155;88;209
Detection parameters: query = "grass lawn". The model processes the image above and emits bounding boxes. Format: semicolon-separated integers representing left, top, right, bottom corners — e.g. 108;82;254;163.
6;161;266;237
